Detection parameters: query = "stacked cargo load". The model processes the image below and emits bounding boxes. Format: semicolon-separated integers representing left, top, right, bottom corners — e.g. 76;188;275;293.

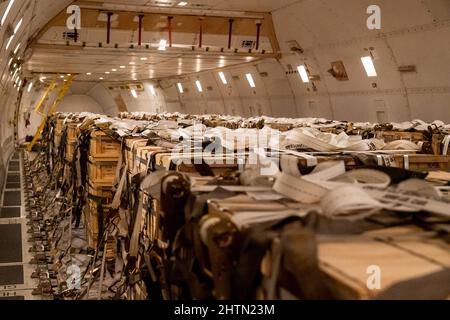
22;112;450;300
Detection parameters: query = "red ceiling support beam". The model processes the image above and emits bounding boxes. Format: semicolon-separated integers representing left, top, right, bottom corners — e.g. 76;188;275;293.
228;18;234;49
168;16;174;47
138;14;144;46
255;21;262;51
106;12;113;44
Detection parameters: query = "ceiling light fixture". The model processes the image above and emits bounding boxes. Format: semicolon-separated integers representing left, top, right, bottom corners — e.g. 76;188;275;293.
27;81;33;93
120;65;125;69
246;73;256;88
149;85;156;96
112;69;117;72
218;72;227;85
86;72;92;75
177;2;188;6
14;17;23;34
1;0;15;26
105;71;110;74
5;36;14;50
195;80;203;92
177;83;184;93
13;43;20;54
131;89;138;98
129;61;135;65
361;56;377;77
158;39;167;51
140;57;148;61
297;65;310;83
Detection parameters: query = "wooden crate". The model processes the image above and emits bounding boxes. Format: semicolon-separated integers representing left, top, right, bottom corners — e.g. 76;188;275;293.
88;181;114;201
67;123;79;142
124;137;149;171
374;131;425;143
133;146;163;174
432;134;450;155
90;131;121;159
84;198;112;248
393;154;450;171
266;123;293;132
318;226;450;299
88;156;118;186
154;152;240;175
65;141;77;162
55;118;65;136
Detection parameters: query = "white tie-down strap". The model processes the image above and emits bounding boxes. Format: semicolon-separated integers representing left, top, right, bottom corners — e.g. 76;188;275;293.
281;150;318;167
282;128;385;152
442;135;450;155
382;140;420;151
280;155;302;177
320;186;384;221
230;209;315;230
273;161;391;219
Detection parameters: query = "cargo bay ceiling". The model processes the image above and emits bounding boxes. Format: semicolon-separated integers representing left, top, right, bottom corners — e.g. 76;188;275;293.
0;0;449;145
22;0;292;81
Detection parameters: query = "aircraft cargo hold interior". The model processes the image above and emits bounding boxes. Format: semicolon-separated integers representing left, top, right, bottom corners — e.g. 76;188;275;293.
0;0;449;305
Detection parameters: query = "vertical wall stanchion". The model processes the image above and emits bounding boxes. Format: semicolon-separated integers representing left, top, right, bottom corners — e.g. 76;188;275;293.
199;19;203;48
138;14;144;46
107;12;113;44
168;16;173;48
228;19;234;49
74;27;78;43
255;21;262;51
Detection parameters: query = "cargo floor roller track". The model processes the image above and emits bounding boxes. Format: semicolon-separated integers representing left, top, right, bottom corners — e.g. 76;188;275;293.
0;150;44;300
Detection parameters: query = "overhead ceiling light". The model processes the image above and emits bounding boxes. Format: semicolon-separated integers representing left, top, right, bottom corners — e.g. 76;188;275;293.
120;65;126;69
149;85;156;96
297;65;310;83
86;72;92;75
8;57;13;66
361;56;377;77
105;71;110;74
27;81;33;93
177;1;188;6
140;57;148;61
60;75;64;78
158;39;167;51
218;72;227;85
14;17;23;34
40;76;47;82
245;73;256;88
112;69;117;72
177;83;184;93
195;80;203;93
131;88;138;98
67;73;71;76
129;61;135;65
5;36;14;50
1;0;15;26
13;43;20;54
99;77;104;80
